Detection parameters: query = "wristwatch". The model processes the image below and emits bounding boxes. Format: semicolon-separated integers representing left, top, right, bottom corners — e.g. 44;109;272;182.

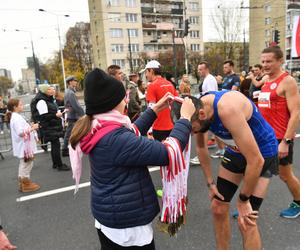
239;193;250;202
283;138;293;145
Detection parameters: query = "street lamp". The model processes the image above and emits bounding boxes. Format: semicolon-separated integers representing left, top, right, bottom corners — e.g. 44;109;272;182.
39;8;69;91
15;29;40;85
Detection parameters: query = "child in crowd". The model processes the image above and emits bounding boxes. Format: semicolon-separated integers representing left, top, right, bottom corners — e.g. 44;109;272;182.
7;98;40;193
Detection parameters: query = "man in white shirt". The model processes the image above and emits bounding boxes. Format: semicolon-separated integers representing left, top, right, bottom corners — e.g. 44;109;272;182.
191;61;218;165
198;61;218;94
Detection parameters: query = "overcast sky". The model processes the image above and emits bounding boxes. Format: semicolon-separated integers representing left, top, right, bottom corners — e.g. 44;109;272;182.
0;0;248;81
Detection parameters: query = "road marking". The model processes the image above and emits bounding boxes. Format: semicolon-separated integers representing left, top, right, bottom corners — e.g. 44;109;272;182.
16;166;161;202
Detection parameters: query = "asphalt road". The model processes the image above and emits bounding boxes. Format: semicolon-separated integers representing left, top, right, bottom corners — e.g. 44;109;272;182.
1;133;300;250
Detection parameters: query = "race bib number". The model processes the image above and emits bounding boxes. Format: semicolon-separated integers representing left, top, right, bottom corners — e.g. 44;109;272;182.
258;92;271;108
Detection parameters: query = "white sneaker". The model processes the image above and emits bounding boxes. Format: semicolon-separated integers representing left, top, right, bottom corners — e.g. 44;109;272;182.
190;156;200;165
0;131;3;135
210;149;225;159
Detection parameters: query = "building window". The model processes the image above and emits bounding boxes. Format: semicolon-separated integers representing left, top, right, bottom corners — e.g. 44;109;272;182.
126;13;138;22
108;13;121;22
189;16;199;24
110;28;123;38
128;29;138;37
132;59;140;67
144;45;154;51
107;0;120;7
190;30;200;38
264;4;271;12
112;59;125;68
130;44;139;52
191;44;200;51
189;2;199;11
111;44;124;52
96;35;99;46
265;17;272;25
125;0;137;7
265;29;271;37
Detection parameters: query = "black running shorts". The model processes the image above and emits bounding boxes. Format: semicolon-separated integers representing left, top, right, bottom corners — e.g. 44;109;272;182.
221;150;279;178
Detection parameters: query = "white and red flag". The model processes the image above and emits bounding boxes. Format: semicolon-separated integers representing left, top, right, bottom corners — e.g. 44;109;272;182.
291;16;300;58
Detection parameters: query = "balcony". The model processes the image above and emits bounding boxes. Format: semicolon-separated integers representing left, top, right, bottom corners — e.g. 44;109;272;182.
171;9;183;15
141;7;154;13
142;23;157;29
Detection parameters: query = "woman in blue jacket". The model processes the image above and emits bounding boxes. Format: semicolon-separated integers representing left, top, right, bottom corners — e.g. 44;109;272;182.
69;68;195;250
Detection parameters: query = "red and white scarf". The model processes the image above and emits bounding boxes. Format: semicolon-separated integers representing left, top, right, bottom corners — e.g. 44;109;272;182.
23;128;36;162
160;136;190;235
69;110;140;193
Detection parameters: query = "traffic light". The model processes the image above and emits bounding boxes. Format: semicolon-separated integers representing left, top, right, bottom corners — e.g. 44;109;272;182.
274;30;280;44
183;19;190;37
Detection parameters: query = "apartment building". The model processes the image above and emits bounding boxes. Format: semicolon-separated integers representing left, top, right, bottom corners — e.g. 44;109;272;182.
286;1;300;72
249;0;286;66
88;0;203;74
249;0;300;73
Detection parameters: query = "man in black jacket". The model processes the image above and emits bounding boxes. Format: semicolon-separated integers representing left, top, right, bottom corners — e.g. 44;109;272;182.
31;84;70;171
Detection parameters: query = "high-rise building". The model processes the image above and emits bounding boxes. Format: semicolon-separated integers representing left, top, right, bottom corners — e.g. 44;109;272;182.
249;0;300;73
88;0;203;74
0;69;12;80
286;1;300;72
249;0;286;66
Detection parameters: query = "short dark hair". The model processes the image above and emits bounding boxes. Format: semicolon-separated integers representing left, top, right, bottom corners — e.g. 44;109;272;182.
199;61;210;69
147;67;161;76
171;95;203;123
107;65;121;76
223;60;234;67
262;46;283;60
253;64;262;69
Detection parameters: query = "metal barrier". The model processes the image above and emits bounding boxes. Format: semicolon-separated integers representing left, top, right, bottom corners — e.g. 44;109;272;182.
0;104;86;159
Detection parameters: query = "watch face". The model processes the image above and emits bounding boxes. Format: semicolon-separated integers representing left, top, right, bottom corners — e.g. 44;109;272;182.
284;139;292;145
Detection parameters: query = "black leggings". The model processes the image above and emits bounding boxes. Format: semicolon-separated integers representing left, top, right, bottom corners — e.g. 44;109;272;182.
97;229;155;250
50;138;63;167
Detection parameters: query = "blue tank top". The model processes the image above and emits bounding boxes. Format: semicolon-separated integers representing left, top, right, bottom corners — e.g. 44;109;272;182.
208;91;278;157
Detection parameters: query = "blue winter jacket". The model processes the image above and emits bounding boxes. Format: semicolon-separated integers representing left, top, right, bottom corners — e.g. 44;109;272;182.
89;108;191;229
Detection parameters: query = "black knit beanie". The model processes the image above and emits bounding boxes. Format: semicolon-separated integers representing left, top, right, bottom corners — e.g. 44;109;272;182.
84;68;126;115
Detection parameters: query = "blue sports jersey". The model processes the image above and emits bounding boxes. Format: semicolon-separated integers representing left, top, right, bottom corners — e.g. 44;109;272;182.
222;74;240;90
208;91;278;157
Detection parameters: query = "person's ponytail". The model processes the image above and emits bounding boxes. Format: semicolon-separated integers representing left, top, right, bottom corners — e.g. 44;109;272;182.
69;115;93;149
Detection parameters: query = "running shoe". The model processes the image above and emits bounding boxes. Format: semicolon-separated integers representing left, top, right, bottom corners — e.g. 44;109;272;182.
0;131;3;135
231;209;239;219
280;202;300;218
207;139;217;149
210;149;225;159
190;156;200;165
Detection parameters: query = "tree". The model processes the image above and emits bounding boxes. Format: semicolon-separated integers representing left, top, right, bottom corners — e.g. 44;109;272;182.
38;22;93;91
63;22;92;76
0;76;13;95
210;1;246;61
138;46;186;79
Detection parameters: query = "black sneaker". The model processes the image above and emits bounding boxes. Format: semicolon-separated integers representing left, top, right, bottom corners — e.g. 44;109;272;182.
52;164;58;169
57;164;71;171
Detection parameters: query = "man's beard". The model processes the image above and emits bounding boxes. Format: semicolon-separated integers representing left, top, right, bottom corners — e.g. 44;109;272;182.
199;118;213;133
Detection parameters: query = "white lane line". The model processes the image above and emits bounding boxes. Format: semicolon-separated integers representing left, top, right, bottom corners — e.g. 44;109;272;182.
16;166;161;202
